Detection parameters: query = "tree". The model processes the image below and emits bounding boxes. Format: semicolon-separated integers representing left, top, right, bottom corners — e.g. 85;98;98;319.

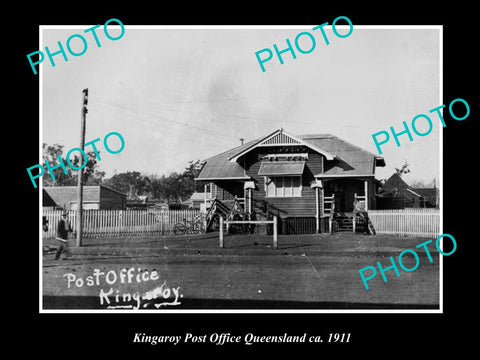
144;160;203;203
395;160;410;177
181;159;203;195
42;143;105;186
409;179;436;188
164;172;183;203
103;171;150;199
146;174;166;201
102;160;203;203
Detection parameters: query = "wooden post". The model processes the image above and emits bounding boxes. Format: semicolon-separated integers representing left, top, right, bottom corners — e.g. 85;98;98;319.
273;216;278;249
204;183;208;212
315;187;319;233
160;210;164;235
219;216;224;248
226;201;231;233
364;180;368;211
76;88;88;247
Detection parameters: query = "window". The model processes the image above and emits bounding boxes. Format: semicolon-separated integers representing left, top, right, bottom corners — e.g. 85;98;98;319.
265;176;302;197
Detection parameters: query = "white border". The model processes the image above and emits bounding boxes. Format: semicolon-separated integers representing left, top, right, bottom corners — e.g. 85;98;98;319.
39;26;44;312
39;24;443;314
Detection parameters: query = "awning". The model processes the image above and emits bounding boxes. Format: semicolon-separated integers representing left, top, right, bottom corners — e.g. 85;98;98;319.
258;161;305;176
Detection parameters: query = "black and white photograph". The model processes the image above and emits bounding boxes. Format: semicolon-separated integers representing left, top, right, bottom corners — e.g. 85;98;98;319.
17;4;476;355
39;23;442;312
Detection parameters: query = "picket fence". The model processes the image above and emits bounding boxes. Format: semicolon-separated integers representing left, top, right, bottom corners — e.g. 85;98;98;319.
367;208;440;237
43;208;441;238
43;209;202;238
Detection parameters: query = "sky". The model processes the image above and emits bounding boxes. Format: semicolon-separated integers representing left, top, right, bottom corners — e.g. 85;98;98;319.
41;25;441;186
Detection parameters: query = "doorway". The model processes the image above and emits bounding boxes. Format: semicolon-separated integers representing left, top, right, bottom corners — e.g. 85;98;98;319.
324;179;364;213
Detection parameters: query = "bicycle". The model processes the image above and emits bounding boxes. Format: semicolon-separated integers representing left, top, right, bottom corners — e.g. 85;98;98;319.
227;211;258;235
173;215;205;235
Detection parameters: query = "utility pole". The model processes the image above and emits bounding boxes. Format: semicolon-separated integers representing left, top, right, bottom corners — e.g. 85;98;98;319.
76;88;88;247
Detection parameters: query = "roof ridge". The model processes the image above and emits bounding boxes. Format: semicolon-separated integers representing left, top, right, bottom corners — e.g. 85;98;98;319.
228;128;336;161
201;138;260;162
300;133;334;139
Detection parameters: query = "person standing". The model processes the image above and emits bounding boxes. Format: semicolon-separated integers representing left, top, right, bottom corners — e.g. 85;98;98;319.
55;211;73;260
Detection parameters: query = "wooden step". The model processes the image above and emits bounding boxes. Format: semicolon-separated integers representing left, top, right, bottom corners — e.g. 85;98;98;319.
336;216;353;231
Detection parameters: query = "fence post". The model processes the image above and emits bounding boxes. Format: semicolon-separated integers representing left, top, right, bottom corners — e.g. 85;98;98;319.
160;210;164;236
273;216;278;249
219;216;224;248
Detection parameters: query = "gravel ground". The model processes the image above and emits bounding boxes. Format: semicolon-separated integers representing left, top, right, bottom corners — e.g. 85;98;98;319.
41;232;441;310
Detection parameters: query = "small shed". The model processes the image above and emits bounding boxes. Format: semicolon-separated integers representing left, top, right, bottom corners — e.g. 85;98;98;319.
378;173;438;208
42;189;57;208
43;185;127;210
188;192;206;210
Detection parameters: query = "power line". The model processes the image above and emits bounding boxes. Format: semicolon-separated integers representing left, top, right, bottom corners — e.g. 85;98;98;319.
94;100;241;143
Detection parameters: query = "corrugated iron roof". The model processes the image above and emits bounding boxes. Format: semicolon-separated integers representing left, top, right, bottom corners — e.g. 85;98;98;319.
303;135;379;177
196;131;384;180
195;139;257;180
413;188;438;199
190;192;206;201
381;174;438;200
43;185;127;202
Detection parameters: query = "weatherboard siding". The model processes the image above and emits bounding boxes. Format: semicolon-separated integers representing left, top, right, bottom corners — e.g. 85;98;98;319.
213;181;244;201
244;150;323;217
99;186;127;210
44;186;100;209
43;186;126;210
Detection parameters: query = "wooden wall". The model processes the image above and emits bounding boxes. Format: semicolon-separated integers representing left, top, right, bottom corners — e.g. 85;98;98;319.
242;150;323;217
211;147;379;218
99;186;127;210
43;186;100;209
213;181;244;201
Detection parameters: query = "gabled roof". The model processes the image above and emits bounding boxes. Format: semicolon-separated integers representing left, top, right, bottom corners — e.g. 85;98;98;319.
382;173;411;192
303;134;385;177
196;129;385;180
228;128;335;162
195;139;257;181
42;189;57;207
190;192;206;201
381;174;438;199
406;188;422;197
412;188;438;199
43;185;127;203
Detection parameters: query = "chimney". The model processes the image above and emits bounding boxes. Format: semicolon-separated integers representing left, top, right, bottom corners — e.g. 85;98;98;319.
239;138;244;146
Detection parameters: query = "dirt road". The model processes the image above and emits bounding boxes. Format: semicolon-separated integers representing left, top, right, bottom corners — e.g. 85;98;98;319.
42;233;440;310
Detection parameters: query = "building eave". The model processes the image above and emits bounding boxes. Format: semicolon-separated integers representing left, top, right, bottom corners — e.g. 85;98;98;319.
315;174;375;178
195;176;251;181
406;188;422;197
